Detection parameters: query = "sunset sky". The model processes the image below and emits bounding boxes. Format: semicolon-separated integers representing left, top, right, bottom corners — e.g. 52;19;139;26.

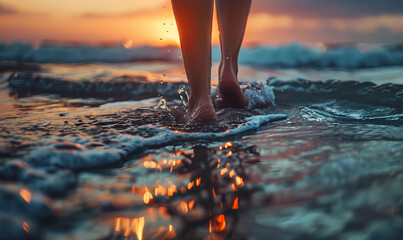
1;0;403;46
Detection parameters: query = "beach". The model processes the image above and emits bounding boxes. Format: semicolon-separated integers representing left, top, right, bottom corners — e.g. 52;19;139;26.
0;43;403;239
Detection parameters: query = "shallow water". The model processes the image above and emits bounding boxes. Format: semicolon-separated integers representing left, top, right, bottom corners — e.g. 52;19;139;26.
0;61;403;240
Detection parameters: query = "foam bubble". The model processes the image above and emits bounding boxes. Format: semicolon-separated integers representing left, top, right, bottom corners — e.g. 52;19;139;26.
23;114;286;170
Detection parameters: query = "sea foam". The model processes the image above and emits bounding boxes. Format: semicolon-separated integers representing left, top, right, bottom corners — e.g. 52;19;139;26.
24;114;286;170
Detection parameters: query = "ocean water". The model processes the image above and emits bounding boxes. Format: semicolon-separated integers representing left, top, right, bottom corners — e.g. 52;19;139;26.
0;43;403;240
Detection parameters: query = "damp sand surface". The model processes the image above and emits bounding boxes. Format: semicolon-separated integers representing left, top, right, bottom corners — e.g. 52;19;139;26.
0;61;403;240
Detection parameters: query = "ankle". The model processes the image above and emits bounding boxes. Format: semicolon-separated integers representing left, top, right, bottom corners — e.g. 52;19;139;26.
189;90;211;100
220;59;238;76
188;93;211;108
221;51;238;68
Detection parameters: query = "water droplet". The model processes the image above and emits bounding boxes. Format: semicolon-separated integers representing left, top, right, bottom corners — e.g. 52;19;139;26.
163;74;167;77
226;57;229;60
179;55;182;58
160;80;164;85
160;38;163;41
163;23;166;25
156;97;174;121
166;31;169;33
168;49;171;53
177;87;189;108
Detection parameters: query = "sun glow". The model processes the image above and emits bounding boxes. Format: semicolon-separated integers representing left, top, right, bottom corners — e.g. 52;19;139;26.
158;21;181;47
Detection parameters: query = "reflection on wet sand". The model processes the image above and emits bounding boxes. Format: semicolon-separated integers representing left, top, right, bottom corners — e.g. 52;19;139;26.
105;142;248;239
114;217;144;239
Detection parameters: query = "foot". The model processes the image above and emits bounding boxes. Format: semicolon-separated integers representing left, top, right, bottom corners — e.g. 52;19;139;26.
187;96;217;122
217;64;248;109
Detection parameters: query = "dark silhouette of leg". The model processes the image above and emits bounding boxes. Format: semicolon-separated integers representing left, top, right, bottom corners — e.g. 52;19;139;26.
171;0;217;122
216;0;251;109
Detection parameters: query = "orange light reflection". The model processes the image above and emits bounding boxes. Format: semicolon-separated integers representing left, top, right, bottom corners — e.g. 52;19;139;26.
213;214;226;232
180;201;188;214
235;176;244;186
232;197;239;209
189;200;195;210
167;185;177;196
115;218;121;232
196;177;201;186
19;189;32;203
22;221;30;233
116;217;145;239
187;181;194;190
229;170;235;178
133;217;145;240
143;189;153;204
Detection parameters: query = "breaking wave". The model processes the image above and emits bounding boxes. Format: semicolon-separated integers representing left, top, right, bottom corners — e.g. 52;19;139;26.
8;72;403;110
2;42;403;68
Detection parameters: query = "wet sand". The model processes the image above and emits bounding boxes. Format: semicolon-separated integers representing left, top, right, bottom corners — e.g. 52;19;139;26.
0;62;403;240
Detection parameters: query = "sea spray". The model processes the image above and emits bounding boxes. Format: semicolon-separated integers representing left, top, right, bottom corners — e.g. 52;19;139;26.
155;96;175;121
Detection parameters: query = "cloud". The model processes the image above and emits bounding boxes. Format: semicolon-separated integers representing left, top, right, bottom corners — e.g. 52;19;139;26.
0;3;17;15
247;13;403;35
0;2;48;17
252;0;403;18
79;8;159;19
245;23;403;45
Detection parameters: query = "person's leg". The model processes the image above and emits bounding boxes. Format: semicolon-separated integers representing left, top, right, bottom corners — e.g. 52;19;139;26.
171;0;217;122
216;0;251;109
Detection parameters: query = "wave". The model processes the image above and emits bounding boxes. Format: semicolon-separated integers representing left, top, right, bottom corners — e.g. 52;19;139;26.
8;72;403;110
233;44;403;69
2;42;403;68
0;43;181;63
267;77;403;110
8;72;188;100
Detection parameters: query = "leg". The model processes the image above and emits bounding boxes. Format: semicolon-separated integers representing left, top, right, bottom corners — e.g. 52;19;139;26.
216;0;251;109
171;0;217;122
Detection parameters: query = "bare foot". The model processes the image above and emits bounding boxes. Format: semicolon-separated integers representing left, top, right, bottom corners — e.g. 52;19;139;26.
187;96;217;122
217;64;248;109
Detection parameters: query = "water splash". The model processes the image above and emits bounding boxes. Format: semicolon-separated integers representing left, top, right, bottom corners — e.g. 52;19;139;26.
178;86;189;108
155;96;175;121
243;81;276;109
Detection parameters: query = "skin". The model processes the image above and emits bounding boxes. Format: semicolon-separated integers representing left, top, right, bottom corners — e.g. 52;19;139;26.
171;0;251;122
